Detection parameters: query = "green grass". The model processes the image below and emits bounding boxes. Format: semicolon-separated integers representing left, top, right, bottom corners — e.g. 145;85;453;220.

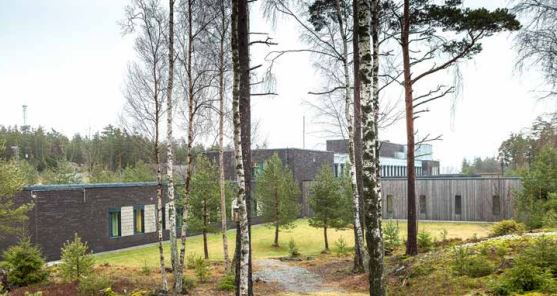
95;219;492;267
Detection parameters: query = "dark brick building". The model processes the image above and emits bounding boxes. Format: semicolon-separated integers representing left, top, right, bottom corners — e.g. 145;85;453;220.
204;148;334;216
0;183;174;261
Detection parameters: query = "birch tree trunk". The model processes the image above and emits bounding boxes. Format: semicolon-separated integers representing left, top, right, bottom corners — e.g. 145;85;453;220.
334;0;367;273
176;0;195;292
352;0;366;245
402;0;417;256
164;0;179;293
218;0;231;274
357;0;385;294
232;0;251;294
155;125;168;292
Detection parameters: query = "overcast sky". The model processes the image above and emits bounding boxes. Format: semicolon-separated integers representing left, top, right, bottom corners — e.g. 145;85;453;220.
0;0;554;172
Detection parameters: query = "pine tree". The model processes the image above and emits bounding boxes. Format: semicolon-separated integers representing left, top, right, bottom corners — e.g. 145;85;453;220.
189;155;229;259
255;154;300;247
59;234;95;282
309;165;351;251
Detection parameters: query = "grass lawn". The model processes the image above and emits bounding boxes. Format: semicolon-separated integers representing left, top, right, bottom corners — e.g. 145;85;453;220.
95;219;492;268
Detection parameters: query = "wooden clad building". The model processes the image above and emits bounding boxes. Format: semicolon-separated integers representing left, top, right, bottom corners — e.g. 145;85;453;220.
381;176;522;222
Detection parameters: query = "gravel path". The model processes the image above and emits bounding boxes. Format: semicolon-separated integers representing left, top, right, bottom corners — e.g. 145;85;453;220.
254;259;342;294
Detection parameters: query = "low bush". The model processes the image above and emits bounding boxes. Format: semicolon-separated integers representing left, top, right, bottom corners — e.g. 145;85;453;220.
140;260;150;276
383;221;401;253
451;247;493;278
187;254;211;283
334;237;350;256
491;260;557;295
182;276;197;292
1;238;48;287
59;234;95;282
490;220;526;237
78;275;112;296
288;239;300;258
518;236;557;276
217;274;235;291
439;228;448;241
417;230;433;252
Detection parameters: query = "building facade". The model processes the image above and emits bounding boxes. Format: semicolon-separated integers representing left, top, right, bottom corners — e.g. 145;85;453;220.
326;139;441;177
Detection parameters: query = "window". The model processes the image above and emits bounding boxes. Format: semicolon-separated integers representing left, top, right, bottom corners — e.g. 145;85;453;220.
109;209;121;238
340;164;345;177
161;205;166;230
386;195;393;215
419;195;427;215
134;206;145;234
492;195;501;216
455;195;462;215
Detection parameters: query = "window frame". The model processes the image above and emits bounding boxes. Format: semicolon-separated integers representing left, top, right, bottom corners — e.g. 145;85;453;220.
108;208;122;239
419;195;427;215
134;205;145;234
455;195;462;215
386;194;394;215
492;195;501;216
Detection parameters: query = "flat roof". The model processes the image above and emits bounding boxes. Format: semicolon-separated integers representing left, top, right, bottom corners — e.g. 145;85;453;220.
24;182;159;191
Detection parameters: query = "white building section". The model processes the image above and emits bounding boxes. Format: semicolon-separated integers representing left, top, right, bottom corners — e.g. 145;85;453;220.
121;206;134;236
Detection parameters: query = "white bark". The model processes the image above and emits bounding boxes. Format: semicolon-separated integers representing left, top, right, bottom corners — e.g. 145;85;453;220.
334;0;368;273
219;4;231;270
358;0;384;294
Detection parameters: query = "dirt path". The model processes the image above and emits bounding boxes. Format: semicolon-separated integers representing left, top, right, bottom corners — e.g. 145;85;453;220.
254;259;343;294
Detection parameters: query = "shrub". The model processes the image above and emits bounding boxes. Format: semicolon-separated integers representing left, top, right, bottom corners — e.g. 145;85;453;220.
490;220;526;237
186;254;210;283
439;228;448;241
417;230;433;252
519;236;557;276
1;238;48;286
451;247;493;278
288;239;300;258
78;275;112;296
334;237;350;256
383;221;401;253
491;260;557;295
217;274;235;291
182;276;197;292
59;234;95;282
140;260;150;276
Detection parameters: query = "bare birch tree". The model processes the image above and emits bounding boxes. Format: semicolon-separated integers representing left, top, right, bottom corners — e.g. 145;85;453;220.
173;0;223;291
121;0;169;291
357;0;385;293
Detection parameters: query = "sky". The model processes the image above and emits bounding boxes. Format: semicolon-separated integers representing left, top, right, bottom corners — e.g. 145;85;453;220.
0;0;554;172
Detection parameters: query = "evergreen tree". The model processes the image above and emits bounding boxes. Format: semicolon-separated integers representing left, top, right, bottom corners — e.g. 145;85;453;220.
0;141;32;238
189;155;231;259
59;233;95;282
255;154;300;247
309;165;351;251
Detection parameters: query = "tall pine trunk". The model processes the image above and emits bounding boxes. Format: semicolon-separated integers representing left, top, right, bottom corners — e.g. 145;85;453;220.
232;1;251;295
334;0;366;273
324;225;329;251
358;0;385;295
402;0;418;256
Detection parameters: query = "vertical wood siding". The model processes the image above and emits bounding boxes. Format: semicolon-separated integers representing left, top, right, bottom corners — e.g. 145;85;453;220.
380;177;521;222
